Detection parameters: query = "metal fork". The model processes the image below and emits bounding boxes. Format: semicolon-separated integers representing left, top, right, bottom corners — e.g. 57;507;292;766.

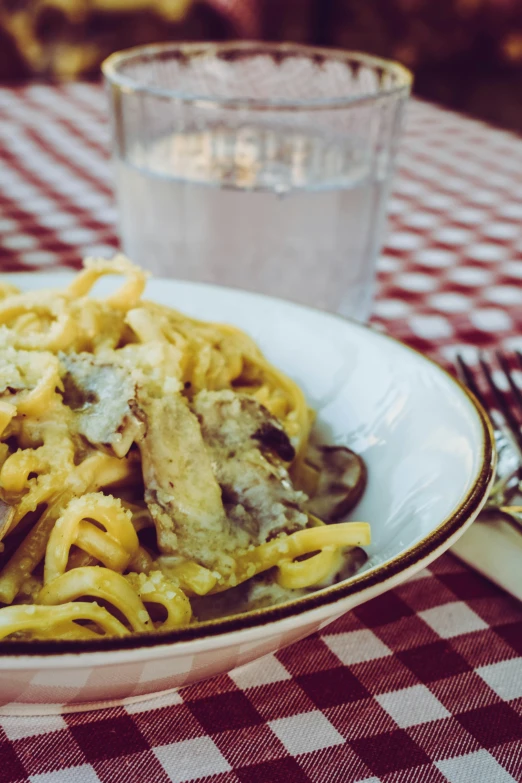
456;351;522;531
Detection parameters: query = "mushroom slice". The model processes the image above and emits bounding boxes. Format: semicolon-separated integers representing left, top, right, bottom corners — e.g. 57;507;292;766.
305;445;367;522
60;353;143;458
136;391;243;567
192;390;307;544
192;390;295;463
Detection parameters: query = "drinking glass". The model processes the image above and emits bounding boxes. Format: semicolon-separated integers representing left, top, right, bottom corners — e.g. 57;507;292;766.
102;42;411;321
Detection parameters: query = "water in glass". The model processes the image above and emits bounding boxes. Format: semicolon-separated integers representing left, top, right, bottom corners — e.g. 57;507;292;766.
115;126;390;322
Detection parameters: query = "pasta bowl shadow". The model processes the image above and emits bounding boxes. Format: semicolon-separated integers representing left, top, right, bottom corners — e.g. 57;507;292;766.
0;273;495;714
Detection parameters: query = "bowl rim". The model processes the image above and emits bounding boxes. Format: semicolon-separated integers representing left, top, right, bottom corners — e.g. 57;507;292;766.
0;278;495;659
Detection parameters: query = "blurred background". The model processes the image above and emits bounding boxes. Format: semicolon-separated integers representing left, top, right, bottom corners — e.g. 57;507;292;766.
1;0;522;132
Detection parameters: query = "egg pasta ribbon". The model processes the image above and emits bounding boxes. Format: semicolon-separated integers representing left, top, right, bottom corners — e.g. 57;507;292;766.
0;257;370;641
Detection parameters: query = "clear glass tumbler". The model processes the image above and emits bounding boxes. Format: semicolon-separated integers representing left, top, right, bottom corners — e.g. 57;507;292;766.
102;42;411;321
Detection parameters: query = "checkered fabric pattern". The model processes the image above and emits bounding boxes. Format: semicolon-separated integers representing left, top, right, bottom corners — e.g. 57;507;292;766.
0;83;522;782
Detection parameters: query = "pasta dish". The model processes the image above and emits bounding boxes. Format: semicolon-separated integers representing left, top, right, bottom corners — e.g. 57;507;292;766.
0;256;370;641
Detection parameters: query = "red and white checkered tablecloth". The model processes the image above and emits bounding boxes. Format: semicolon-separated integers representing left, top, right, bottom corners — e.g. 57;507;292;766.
0;83;522;783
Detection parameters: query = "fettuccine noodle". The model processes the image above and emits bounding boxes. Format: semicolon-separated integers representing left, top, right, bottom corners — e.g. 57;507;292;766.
0;256;370;640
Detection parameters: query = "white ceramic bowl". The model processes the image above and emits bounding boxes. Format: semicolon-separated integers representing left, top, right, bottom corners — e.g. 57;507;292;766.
0;273;495;714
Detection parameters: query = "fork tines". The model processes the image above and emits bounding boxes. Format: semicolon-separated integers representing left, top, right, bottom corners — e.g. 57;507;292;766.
456;351;522;456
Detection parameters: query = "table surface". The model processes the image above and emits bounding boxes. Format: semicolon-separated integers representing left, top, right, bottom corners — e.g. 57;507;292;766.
0;84;522;783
